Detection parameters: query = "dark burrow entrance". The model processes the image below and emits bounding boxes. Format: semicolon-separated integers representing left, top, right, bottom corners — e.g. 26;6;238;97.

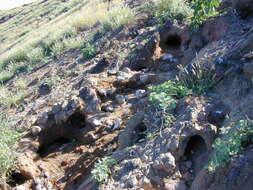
37;112;86;157
8;172;30;187
163;34;182;51
37;137;72;157
135;122;147;143
182;135;208;175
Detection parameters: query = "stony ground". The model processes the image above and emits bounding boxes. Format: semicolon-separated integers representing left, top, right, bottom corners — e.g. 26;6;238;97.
1;0;253;190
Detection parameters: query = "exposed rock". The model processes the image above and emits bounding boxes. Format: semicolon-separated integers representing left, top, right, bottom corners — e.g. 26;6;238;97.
79;87;101;113
115;95;126;105
153;152;176;173
118;112;145;149
135;89;146;98
113;119;122;130
31;126;42;136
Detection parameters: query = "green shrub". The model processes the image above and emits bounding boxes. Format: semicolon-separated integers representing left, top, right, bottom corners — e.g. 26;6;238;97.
178;60;218;94
0;114;21;184
149;81;190;128
91;156;117;184
149;80;191;109
0;86;26;108
207;120;253;171
190;0;221;29
81;43;97;59
151;0;193;24
102;5;135;31
0;72;13;83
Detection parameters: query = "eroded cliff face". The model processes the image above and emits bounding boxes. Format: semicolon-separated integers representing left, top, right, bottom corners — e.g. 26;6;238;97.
2;0;253;190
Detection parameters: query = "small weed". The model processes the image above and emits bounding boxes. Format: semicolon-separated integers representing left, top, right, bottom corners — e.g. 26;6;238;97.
149;80;191;110
190;0;221;29
148;81;190;129
81;43;97;59
207;120;253;171
0;86;26;109
102;5;135;31
0;114;21;184
13;78;28;90
42;74;61;89
177;60;218;94
91;156;117;184
151;0;193;24
0;72;13;83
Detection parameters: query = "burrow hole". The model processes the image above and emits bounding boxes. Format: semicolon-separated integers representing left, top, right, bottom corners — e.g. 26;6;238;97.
135;122;147;143
183;135;208;175
37;112;86;157
8;172;30;187
164;34;182;50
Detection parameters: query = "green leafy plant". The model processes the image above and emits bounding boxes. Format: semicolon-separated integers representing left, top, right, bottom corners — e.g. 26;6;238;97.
0;114;21;184
177;60;218;94
149;80;191;109
91;156;117;184
207;120;253;171
149;81;190;128
190;0;221;29
81;43;97;59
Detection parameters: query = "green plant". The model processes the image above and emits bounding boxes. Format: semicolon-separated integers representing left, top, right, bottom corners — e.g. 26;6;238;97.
190;0;221;29
91;156;117;184
0;72;13;83
81;43;97;59
102;5;135;31
207;120;253;171
0;114;21;184
149;80;191;109
177;60;218;94
0;86;26;108
43;74;61;88
151;0;193;24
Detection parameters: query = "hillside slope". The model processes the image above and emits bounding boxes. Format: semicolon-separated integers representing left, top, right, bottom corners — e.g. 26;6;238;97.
1;0;253;190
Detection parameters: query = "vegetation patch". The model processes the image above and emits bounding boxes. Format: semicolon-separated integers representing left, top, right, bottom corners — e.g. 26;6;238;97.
178;60;218;94
207;120;253;171
149;81;191;128
91;156;117;184
0;114;21;185
150;0;193;24
81;43;97;59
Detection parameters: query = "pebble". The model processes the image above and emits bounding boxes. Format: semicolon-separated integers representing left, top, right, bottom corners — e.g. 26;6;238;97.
116;95;126;105
31;126;42;136
112;119;122;130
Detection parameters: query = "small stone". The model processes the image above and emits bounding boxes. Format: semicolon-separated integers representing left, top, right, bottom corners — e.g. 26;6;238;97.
31;126;42;136
125;176;138;188
185;161;192;168
112;119;122;130
108;70;117;75
117;75;126;82
14;185;26;190
87;118;102;127
122;67;132;73
116;95;126;105
102;104;114;112
106;89;116;97
135;89;146;98
139;74;149;84
162;53;174;61
153;152;176;173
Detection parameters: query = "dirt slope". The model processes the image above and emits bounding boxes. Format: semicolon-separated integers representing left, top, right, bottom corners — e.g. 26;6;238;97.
1;0;253;190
